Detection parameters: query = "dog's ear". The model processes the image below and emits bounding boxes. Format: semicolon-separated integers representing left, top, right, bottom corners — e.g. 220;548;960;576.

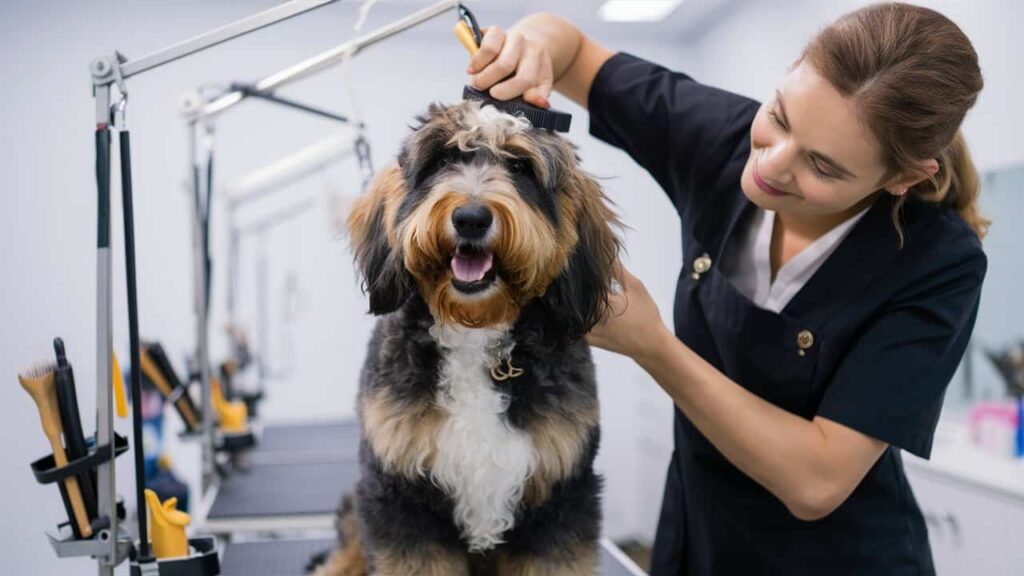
399;103;455;190
543;173;621;339
347;164;413;315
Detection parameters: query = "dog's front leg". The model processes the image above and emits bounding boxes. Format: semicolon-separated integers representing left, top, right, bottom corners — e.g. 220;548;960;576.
495;544;599;576
369;544;471;576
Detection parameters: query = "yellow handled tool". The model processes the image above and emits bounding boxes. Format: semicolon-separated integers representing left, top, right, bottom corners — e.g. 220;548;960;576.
112;352;128;419
139;347;199;429
144;489;190;559
455;19;480;54
19;362;93;538
452;4;573;132
211;377;248;433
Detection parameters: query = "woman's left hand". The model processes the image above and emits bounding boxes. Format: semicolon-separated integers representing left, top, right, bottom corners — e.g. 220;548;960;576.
586;264;673;362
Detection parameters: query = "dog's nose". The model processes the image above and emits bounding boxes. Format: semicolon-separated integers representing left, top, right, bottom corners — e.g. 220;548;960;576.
452;205;493;239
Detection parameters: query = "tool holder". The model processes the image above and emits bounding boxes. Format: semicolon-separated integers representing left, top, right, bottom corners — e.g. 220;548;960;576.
30;433;131;556
127;536;220;576
215;428;257;454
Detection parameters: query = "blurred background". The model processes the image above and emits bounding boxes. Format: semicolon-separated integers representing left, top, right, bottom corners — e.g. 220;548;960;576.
1;1;1021;574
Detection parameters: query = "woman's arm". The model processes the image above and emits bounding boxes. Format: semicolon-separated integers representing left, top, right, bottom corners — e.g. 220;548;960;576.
588;267;887;521
467;13;613;109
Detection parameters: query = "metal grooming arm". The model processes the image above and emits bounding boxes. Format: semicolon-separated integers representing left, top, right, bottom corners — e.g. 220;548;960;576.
87;2;345;574
225;129;359;348
226;129;360;208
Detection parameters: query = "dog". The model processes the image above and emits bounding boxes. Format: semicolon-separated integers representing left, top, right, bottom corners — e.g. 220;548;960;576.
318;100;620;576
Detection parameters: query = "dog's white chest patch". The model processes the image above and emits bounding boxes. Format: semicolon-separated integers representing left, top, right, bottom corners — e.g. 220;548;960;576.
430;324;536;552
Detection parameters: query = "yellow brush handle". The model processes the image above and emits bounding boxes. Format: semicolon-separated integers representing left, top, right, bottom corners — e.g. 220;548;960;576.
140;348;199;428
211;377;248;433
19;370;94;538
112;352;128;419
455;20;479;55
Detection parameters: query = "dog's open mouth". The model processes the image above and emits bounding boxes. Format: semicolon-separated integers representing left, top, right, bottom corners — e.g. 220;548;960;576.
451;244;498;294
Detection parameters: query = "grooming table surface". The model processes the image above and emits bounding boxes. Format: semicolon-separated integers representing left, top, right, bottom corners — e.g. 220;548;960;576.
204;460;358;533
252;420;360;465
220;538;646;575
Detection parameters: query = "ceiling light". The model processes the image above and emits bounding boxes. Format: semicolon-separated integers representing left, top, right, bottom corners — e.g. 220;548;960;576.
599;0;685;23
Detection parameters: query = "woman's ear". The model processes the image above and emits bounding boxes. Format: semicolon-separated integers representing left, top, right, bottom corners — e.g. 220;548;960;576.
885;158;939;196
346;164;413;315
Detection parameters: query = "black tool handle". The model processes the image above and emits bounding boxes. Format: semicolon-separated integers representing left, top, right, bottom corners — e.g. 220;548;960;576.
53;338;98;520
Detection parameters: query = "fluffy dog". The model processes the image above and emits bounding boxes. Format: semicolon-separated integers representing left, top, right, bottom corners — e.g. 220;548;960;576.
321;100;620;576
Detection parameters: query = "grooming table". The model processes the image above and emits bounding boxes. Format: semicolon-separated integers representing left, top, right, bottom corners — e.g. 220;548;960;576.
250;419;361;465
201;459;359;534
220;537;647;575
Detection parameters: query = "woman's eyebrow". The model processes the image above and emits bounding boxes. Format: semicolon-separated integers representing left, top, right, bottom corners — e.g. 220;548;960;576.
776;91;859;180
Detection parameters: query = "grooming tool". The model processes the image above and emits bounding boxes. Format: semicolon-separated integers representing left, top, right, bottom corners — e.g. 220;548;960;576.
140;344;201;431
19;362;94;538
52;339;98;521
144;489;191;559
211;377;248;434
112;351;128;419
455;5;572;132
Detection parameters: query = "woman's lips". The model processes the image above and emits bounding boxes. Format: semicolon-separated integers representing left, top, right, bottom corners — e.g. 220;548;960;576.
753;156;789;197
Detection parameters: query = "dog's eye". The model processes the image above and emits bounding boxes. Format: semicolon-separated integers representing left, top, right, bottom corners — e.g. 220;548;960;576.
507;159;530;175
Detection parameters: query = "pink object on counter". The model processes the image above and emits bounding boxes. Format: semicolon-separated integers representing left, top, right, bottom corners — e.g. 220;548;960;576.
968;400;1019;458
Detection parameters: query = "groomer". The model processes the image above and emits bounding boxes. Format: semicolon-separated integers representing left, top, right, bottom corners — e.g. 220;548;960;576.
468;3;987;574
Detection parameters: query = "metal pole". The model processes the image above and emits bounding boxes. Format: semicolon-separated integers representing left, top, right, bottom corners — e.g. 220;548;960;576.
187;121;217;490
91;81;117;576
199;0;460;120
119;0;339;80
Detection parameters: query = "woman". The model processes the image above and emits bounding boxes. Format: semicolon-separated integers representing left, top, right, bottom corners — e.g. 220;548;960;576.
468;3;988;574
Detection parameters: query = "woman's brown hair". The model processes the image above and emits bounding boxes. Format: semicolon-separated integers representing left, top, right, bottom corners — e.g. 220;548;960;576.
802;2;989;239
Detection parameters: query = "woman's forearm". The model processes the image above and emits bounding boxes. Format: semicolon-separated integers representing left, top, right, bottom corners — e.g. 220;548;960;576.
636;328;882;520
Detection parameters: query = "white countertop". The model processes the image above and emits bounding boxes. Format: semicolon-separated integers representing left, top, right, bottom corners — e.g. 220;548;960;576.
903;418;1024;501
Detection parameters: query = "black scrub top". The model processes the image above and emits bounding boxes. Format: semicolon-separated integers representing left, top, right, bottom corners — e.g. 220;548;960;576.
589;53;987;576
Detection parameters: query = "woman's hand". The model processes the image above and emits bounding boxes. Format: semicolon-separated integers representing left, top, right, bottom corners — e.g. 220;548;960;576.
586;264;674;364
466;25;555;109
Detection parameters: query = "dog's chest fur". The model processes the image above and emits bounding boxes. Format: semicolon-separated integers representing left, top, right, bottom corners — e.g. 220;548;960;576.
429;324;536;552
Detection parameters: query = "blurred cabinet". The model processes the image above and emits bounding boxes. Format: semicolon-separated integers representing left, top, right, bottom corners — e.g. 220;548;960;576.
903;420;1024;575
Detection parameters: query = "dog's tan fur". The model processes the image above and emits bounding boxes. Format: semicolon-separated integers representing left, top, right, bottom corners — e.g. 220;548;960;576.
361;386;444;478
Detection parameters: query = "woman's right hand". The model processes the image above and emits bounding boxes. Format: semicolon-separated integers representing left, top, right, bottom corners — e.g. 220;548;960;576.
466;25;554;109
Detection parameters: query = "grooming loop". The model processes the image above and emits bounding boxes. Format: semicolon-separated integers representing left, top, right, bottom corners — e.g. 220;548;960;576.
488;338;525;381
490;350;524;381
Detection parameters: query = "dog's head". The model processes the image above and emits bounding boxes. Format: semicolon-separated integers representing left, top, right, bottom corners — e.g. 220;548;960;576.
347;101;620;338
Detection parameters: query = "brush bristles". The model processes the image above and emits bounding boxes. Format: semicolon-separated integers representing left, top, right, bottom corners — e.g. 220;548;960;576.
18;360;56;381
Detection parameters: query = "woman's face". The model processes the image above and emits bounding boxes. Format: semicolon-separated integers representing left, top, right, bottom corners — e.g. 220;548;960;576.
740;60;895;229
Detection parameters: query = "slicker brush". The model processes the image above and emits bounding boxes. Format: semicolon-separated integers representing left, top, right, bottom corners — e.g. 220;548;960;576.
19;361;93;538
455;4;572;132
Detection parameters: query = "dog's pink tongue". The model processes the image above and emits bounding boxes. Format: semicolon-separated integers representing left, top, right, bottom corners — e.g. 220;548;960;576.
452;249;493;282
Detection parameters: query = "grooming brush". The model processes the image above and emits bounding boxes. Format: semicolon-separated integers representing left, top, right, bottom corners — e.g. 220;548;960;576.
140;344;200;431
455;5;572;132
19;361;94;538
52;338;98;521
